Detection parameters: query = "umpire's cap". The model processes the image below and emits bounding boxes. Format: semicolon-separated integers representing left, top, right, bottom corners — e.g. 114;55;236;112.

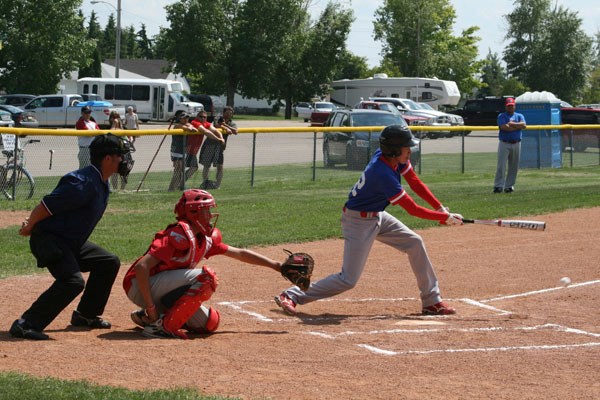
89;133;131;158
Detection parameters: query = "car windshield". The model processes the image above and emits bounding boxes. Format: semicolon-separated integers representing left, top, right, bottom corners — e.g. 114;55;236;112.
351;113;407;127
315;103;334;110
419;103;434;110
0;105;22;113
403;99;422;110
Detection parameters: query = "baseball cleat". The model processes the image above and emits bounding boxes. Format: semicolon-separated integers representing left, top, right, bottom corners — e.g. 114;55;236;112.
130;309;146;327
274;293;297;315
70;310;111;328
9;319;49;340
422;301;456;316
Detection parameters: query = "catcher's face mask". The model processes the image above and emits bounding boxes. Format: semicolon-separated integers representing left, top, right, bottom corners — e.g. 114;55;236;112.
117;139;135;182
175;189;219;235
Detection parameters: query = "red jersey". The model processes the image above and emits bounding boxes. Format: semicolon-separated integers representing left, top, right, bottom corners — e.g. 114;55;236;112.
123;222;228;292
187;120;212;154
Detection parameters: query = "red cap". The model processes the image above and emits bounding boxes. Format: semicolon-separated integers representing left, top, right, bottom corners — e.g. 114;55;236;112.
505;98;516;106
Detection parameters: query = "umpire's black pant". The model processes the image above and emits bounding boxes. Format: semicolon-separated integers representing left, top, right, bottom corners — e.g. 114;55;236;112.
22;238;120;331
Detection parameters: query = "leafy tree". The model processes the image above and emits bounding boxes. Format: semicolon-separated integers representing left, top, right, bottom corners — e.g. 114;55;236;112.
332;50;369;81
581;31;600;104
479;50;507;97
504;0;592;103
101;14;117;60
0;0;92;94
373;0;482;95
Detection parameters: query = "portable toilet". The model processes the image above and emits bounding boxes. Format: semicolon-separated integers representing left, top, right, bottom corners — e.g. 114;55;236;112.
515;91;562;168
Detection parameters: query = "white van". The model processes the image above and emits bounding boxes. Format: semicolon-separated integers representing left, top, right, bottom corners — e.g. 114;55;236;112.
77;78;204;122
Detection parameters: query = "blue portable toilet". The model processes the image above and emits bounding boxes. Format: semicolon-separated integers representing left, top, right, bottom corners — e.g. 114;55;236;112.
515;91;562;168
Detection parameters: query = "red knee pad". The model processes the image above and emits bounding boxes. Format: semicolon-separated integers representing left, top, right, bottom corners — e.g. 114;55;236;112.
163;267;219;334
184;306;221;334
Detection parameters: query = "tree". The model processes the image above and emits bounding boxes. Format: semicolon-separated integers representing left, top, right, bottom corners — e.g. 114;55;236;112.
332;50;370;81
373;0;482;95
479;50;507;97
581;31;600;104
504;0;592;103
136;24;154;59
79;11;103;78
0;0;93;94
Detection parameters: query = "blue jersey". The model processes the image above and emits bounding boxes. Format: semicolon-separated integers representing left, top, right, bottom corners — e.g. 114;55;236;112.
37;165;110;248
345;149;410;212
497;111;526;142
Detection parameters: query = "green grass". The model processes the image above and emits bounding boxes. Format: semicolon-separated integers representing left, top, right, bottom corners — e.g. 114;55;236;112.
0;372;234;400
1;162;599;398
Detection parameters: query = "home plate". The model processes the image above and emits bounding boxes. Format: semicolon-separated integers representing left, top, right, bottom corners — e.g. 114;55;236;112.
394;319;447;326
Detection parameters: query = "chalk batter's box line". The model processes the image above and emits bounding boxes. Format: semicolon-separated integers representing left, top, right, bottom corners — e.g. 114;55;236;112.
308;324;600;356
481;279;600;303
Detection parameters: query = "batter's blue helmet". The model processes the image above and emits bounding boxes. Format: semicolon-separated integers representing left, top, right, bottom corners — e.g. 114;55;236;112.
379;125;417;157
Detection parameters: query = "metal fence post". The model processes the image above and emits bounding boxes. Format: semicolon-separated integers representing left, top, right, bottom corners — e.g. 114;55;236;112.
461;130;465;174
312;131;317;181
251;133;257;187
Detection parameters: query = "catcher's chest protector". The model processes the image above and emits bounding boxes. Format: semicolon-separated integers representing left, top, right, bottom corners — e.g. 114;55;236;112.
161;221;204;269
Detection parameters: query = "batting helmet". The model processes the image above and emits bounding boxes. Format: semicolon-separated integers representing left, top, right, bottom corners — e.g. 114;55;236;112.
174;189;219;235
379;125;417;157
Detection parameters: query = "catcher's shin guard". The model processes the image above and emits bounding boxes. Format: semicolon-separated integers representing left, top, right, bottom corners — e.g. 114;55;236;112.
184;306;221;334
162;267;218;335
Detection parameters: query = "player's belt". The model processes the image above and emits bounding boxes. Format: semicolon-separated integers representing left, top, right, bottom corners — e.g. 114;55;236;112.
501;140;520;144
342;207;379;218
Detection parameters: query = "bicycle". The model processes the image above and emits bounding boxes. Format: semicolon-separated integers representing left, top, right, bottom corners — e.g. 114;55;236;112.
0;134;39;200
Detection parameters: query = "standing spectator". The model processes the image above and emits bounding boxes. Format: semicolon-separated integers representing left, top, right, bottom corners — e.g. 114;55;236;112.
274;125;463;317
493;98;526;193
199;106;237;189
10;133;133;340
75;106;99;168
186;110;225;183
123;106;140;131
168;112;197;192
108;111;134;191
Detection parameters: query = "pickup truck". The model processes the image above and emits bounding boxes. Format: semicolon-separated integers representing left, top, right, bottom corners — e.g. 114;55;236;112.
22;94;119;128
309;102;337;127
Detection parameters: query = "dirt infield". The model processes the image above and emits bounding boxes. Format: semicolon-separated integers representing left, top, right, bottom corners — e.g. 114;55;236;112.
1;208;599;399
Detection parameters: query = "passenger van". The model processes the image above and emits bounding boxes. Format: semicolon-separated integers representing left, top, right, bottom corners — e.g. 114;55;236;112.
77;78;204;122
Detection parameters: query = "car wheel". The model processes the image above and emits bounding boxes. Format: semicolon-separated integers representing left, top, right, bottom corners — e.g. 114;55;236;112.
304;118;309;122
323;142;335;168
574;143;587;152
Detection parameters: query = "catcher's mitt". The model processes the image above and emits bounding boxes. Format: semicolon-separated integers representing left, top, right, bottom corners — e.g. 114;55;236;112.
281;249;314;291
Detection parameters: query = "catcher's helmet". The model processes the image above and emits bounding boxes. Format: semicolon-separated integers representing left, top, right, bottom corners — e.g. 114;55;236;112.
379;125;417;157
174;189;219;235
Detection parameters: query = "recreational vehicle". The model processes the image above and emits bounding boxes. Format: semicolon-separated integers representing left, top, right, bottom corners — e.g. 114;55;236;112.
330;74;461;109
77;78;204;122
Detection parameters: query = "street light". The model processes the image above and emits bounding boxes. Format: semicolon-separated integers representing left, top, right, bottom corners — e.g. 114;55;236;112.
91;0;121;78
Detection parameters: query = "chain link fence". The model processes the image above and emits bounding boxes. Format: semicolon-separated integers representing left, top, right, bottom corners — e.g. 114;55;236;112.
1;124;599;201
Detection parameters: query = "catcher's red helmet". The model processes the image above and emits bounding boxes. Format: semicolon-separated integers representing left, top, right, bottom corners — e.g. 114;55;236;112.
174;189;218;235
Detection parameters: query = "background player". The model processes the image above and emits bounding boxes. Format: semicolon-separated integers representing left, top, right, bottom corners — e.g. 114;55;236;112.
123;189;282;339
275;125;463;316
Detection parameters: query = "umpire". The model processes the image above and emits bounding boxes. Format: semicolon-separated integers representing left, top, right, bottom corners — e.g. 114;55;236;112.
10;133;133;340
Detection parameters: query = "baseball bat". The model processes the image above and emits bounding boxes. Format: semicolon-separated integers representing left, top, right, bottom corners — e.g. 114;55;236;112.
463;219;546;231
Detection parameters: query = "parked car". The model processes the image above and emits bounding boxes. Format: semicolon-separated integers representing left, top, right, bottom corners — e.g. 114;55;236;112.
354;101;433;138
369;97;456;138
575;104;600;109
560;106;600;152
0;109;15;128
447;96;512;127
0;94;36;107
0;105;39;128
294;102;313;122
310;101;337;127
322;109;420;170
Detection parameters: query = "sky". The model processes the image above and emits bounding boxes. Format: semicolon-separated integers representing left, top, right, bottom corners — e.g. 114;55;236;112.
81;0;599;68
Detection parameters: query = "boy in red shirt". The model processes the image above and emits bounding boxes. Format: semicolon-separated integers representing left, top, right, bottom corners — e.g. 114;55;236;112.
185;111;224;182
123;189;281;339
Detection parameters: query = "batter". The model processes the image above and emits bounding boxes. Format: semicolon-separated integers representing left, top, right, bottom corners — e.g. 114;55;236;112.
275;125;463;316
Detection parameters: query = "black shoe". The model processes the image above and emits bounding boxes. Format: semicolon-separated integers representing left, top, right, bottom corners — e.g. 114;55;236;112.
504;187;514;193
70;310;111;329
493;187;502;193
9;319;49;340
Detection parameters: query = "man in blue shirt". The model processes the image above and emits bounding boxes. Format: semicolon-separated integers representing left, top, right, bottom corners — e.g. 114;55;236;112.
10;133;133;340
493;97;526;193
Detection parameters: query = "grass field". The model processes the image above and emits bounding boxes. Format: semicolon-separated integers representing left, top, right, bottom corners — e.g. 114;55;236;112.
1;161;599;399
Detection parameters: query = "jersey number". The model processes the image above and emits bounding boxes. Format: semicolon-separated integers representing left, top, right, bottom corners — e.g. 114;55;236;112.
351;173;366;197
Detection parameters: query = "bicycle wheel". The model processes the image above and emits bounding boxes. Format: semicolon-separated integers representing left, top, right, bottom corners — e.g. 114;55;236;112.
1;165;35;200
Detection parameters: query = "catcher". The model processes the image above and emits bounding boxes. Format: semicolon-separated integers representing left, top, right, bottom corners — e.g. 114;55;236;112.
122;189;312;339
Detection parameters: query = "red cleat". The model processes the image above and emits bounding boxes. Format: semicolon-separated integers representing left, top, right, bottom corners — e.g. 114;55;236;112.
422;301;456;316
274;293;297;315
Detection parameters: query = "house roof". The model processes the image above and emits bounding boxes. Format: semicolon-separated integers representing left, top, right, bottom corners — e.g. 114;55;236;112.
103;59;173;79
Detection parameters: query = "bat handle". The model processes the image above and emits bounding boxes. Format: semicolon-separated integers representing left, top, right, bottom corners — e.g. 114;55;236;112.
462;219;474;224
